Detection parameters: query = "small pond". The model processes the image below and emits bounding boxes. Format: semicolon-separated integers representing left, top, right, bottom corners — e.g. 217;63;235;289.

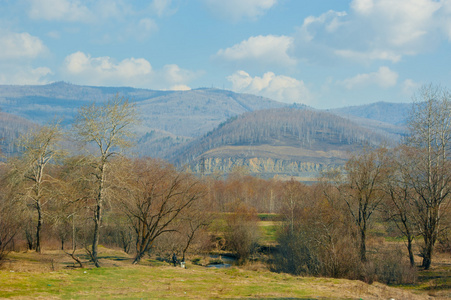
206;254;237;268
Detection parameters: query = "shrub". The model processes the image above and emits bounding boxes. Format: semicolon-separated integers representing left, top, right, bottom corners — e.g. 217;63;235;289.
224;202;261;264
191;257;202;265
436;228;451;254
271;228;320;276
365;248;417;285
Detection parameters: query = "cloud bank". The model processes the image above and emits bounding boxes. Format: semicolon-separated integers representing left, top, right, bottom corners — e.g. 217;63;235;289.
62;51;198;90
227;70;311;104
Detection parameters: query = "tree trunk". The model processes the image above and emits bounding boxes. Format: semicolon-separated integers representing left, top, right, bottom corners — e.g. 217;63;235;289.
407;237;415;267
132;251;144;264
359;228;366;262
422;252;432;270
92;204;101;268
36;203;43;253
91;161;106;268
421;235;433;270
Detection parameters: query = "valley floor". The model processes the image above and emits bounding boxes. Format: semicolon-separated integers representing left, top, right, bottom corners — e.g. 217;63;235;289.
1;248;449;299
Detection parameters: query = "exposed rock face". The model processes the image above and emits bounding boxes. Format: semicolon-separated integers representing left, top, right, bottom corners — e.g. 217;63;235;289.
190;156;344;178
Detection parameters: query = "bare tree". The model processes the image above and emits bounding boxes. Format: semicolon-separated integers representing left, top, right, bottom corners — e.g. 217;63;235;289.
55;156;97;268
11;123;63;253
72;95;137;267
404;84;451;269
113;158;205;264
178;195;212;262
325;148;389;262
0;163;24;263
278;179;308;233
382;146;418;267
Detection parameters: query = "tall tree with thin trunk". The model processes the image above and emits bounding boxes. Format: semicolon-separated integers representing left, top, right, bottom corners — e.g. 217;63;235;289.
382;146;417;267
12;123;63;253
324;148;389;262
72;95;136;267
405;84;451;269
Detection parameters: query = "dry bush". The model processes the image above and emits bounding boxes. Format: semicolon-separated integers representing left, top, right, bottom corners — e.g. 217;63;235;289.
0;167;25;264
363;248;418;285
272;183;365;279
224;201;261;264
436;225;451;254
271;227;321;276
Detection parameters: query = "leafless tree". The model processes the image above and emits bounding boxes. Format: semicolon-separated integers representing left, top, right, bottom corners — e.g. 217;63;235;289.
404;84;451;269
113;158;205;264
72;95;137;267
380;146;420;267
178;195;212;262
0;163;25;263
324;148;390;262
277;179;308;233
11;123;63;253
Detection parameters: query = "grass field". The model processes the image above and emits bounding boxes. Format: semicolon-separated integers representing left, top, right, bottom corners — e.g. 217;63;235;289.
1;248;449;299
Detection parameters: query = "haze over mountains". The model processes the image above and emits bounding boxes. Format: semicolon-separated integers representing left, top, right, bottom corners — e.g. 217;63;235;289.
0;82;410;179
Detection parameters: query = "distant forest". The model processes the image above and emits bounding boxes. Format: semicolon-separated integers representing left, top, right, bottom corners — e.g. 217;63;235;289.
172;108;395;163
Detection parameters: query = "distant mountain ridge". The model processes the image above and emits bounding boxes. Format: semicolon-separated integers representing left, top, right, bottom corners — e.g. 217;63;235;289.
330;101;411;126
0;82;409;178
0;82;286;136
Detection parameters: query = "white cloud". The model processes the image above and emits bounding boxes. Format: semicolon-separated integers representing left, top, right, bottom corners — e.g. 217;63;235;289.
171;84;191;91
202;0;277;22
62;51;198;89
28;0;93;22
0;30;51;85
0;66;52;85
227;70;311;104
402;79;421;95
340;66;398;89
215;35;296;68
0;31;47;60
63;52;152;86
293;0;451;64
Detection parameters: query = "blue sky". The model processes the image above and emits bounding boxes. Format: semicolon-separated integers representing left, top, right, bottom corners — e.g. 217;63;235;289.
0;0;450;108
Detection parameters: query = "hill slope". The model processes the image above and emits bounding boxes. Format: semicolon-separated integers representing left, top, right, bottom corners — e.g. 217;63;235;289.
170;108;399;179
0;82;287;157
330;101;411;126
0;111;36;156
0;83;409;176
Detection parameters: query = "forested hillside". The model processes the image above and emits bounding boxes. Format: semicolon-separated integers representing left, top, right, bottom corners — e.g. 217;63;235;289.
171;108;399;178
0;82;287;157
0;111;35;155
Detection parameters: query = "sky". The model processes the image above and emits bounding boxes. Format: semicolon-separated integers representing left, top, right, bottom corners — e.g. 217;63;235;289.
0;0;450;109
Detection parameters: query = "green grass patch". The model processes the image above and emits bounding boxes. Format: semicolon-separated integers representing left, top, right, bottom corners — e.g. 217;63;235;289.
1;262;433;299
259;221;279;243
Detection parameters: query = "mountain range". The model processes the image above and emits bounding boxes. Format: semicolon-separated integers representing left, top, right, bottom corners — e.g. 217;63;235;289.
0;82;410;179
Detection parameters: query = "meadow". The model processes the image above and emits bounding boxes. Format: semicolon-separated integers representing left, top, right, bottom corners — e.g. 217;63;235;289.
1;246;449;299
